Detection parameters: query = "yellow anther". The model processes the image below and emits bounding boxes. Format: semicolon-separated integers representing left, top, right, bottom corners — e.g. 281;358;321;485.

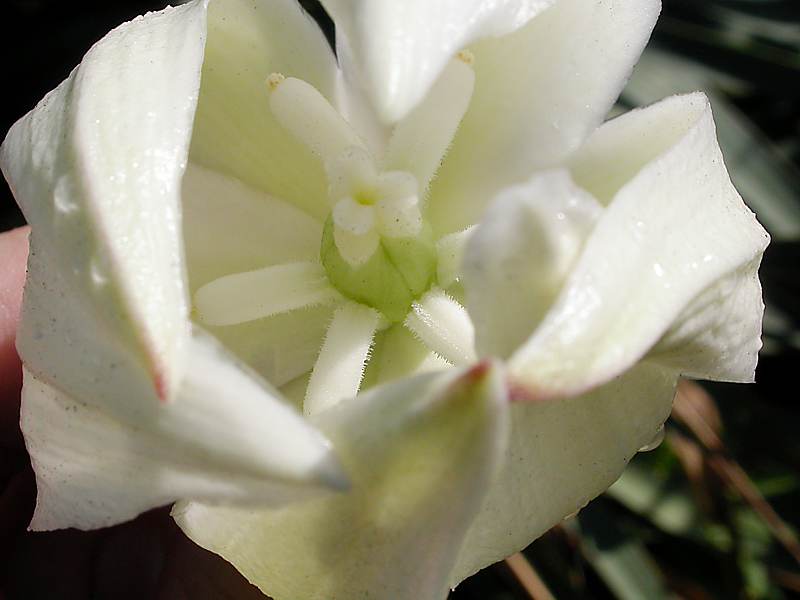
266;72;286;92
456;49;475;66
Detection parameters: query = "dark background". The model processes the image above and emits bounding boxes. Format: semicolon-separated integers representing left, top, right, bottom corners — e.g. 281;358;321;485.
1;1;799;598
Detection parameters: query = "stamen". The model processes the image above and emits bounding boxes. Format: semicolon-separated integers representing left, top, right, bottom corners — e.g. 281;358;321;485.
436;226;475;287
404;289;477;366
305;302;380;416
382;56;476;192
267;75;366;167
194;262;340;326
265;72;285;92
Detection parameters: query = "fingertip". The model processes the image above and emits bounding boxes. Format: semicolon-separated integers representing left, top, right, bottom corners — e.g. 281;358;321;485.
0;226;29;444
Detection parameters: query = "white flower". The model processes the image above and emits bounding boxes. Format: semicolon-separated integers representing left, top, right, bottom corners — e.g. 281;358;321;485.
0;0;769;598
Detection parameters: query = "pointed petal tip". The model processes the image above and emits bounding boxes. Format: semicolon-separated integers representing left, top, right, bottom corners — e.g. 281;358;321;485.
309;449;351;493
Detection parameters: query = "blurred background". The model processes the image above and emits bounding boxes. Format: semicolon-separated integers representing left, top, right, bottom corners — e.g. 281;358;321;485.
1;1;798;598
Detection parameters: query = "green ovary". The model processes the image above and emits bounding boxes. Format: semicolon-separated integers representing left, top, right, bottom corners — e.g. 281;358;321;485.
321;217;438;322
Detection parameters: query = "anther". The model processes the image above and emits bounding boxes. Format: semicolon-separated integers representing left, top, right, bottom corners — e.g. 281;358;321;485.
457;49;475;66
266;72;285;92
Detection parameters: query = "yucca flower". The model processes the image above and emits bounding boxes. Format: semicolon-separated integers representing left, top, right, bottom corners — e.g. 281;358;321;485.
1;0;768;598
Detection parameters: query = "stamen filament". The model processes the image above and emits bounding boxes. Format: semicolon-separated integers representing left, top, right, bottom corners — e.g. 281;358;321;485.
194;262;339;326
382;57;476;193
404;289;477;366
268;74;366;168
305;302;380;416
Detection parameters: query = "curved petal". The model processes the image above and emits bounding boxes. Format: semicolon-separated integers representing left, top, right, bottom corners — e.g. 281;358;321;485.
450;363;677;585
509;94;770;398
463;170;601;359
429;0;661;234
320;0;554;123
204;305;335;388
22;328;346;531
1;1;208;412
176;364;510;600
182;163;322;291
189;0;339;220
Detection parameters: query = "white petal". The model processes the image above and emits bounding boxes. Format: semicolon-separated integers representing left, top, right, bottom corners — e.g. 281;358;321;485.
182;163;322;291
305;302;380;416
382;57;475;192
451;363;677;585
649;257;765;382
176;364;510;600
205;306;335;388
189;0;339;220
1;1;208;410
509;94;770;398
363;324;451;389
321;0;554;123
429;0;661;234
194;262;340;326
463;170;601;359
405;289;477;366
22;328;346;531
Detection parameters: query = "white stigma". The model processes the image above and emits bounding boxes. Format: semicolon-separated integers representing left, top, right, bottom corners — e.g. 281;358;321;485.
328;147;423;265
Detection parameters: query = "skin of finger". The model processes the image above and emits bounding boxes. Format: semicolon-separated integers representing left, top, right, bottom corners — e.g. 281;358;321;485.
0;226;29;446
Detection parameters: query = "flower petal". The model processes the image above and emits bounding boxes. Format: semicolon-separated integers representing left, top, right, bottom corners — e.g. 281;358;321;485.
189;0;339;220
429;0;661;234
22;328;346;531
175;364;510;600
182;163;322;291
204;306;335;388
320;0;554;123
463;170;601;359
509;94;769;398
450;363;676;585
1;1;208;408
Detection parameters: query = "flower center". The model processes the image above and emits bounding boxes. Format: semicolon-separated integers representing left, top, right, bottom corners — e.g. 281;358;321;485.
268;75;441;322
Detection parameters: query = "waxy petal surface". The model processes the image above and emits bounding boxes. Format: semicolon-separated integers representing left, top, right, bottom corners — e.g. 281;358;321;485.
429;0;661;234
189;0;339;220
451;364;677;585
320;0;554;123
508;94;769;397
1;0;208;413
176;365;510;600
182;163;322;291
22;328;345;531
464;170;601;359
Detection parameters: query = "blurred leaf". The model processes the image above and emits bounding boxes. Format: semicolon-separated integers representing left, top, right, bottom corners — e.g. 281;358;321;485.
623;48;800;242
577;501;670;600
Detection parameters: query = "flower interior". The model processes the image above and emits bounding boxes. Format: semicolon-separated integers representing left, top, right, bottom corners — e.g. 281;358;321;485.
193;54;479;415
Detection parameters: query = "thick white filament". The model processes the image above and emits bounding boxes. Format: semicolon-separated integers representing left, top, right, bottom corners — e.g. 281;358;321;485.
405;289;477;366
194;262;340;326
383;57;475;193
305;302;380;416
269;75;366;167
